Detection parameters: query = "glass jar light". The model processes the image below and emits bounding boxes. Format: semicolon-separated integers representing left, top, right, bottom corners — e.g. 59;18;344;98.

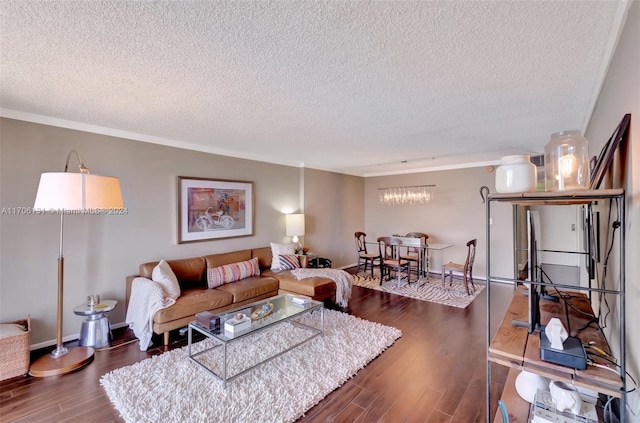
544;130;589;191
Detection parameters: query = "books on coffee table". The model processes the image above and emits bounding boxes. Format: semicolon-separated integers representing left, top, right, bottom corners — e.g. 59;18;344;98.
292;296;312;306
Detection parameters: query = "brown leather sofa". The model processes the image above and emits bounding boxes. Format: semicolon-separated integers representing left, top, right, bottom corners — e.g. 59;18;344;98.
125;246;336;345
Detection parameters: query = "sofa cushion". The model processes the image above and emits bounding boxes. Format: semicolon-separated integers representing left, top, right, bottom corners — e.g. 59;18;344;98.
263;269;336;298
153;288;233;324
152;260;181;300
269;243;296;270
251;247;273;270
140;257;206;290
214;276;279;303
207;258;260;288
204;250;252;269
279;254;300;270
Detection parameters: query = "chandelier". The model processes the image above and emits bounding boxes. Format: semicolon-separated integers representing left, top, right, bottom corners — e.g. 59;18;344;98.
378;185;435;206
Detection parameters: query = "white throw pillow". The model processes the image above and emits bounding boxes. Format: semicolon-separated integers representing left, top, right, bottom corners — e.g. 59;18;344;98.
151;260;181;300
270;242;296;270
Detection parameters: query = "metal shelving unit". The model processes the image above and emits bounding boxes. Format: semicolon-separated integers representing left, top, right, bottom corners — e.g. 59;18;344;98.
485;188;626;422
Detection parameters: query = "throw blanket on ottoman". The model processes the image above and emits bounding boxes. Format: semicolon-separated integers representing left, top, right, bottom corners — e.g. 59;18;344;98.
290;268;353;307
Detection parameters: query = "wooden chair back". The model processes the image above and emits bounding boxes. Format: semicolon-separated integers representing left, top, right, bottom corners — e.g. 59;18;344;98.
377;236;400;260
354;231;368;254
465;238;477;274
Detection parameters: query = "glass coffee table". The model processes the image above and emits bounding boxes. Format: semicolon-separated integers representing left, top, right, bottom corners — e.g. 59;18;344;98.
187;294;324;388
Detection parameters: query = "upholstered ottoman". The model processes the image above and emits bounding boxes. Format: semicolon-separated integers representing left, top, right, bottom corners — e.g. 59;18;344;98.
263;269;336;302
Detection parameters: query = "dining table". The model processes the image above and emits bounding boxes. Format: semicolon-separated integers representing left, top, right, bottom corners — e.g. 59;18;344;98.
368;237;454;286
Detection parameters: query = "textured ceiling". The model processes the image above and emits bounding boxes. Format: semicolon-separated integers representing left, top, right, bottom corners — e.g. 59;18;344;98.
0;1;630;176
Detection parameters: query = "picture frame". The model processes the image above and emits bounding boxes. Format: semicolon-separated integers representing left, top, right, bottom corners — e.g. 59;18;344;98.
589;113;631;190
177;177;253;243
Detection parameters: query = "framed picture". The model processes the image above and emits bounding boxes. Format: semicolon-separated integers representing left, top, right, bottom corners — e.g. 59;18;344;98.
178;177;253;243
589;113;631;189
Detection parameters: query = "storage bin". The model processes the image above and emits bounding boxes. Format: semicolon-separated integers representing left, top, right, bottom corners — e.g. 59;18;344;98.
0;316;30;380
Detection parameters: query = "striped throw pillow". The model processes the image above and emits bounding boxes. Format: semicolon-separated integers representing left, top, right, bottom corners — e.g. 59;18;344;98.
207;257;260;288
279;254;300;270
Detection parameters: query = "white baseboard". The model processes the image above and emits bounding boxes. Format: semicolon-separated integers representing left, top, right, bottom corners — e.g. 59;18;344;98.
30;321;129;351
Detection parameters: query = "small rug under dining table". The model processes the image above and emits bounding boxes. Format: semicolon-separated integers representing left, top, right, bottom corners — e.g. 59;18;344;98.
352;271;484;308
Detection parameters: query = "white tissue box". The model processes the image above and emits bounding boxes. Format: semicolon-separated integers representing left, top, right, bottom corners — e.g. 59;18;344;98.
224;316;251;334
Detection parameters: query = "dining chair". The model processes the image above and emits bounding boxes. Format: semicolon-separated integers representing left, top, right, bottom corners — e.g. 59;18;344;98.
442;239;477;295
354;232;381;277
400;232;429;277
377;237;410;285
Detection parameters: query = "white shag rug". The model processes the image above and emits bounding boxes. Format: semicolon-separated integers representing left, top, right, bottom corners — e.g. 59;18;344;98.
353;272;485;308
100;309;401;423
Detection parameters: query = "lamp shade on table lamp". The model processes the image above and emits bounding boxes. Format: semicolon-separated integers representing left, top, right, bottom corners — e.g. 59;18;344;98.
285;213;305;243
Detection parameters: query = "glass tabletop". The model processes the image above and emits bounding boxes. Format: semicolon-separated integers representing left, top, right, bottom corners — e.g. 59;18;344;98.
189;294;322;342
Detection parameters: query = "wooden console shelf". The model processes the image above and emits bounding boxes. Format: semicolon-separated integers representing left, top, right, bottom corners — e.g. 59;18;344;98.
489;285;623;421
488;188;624;205
485;189;626;422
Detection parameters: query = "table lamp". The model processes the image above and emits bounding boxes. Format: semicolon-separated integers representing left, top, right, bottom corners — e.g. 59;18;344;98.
28;150;124;377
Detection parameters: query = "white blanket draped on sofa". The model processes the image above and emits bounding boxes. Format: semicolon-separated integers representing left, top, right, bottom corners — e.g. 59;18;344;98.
290;268;353;307
126;277;175;351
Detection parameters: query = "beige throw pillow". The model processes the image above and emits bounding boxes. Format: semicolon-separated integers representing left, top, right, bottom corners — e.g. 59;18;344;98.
270;242;296;270
152;260;181;300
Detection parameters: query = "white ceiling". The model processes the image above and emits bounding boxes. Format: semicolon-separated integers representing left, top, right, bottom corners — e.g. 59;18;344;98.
0;1;631;176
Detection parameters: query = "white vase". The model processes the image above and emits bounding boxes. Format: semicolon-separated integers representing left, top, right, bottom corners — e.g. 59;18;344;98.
515;370;548;403
495;155;537;193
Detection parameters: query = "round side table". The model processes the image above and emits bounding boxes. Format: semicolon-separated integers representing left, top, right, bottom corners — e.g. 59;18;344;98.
73;300;117;348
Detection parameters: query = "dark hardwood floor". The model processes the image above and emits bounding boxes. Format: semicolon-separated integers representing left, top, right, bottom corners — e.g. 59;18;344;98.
0;277;514;423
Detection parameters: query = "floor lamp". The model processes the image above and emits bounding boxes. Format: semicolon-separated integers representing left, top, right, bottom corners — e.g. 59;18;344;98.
29;151;124;377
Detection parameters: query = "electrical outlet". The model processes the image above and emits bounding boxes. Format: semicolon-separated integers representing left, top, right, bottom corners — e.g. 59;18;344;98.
627;389;640;420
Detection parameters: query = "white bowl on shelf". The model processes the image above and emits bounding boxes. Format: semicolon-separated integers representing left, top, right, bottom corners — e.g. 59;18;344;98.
514;370;549;403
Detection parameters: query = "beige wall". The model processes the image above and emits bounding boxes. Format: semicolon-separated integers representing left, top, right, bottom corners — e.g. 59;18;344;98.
584;0;639;395
303;168;364;268
0;119;305;343
364;166;514;280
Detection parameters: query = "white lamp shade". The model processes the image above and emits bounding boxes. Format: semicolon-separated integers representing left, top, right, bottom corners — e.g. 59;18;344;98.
34;172;124;211
285;213;305;237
